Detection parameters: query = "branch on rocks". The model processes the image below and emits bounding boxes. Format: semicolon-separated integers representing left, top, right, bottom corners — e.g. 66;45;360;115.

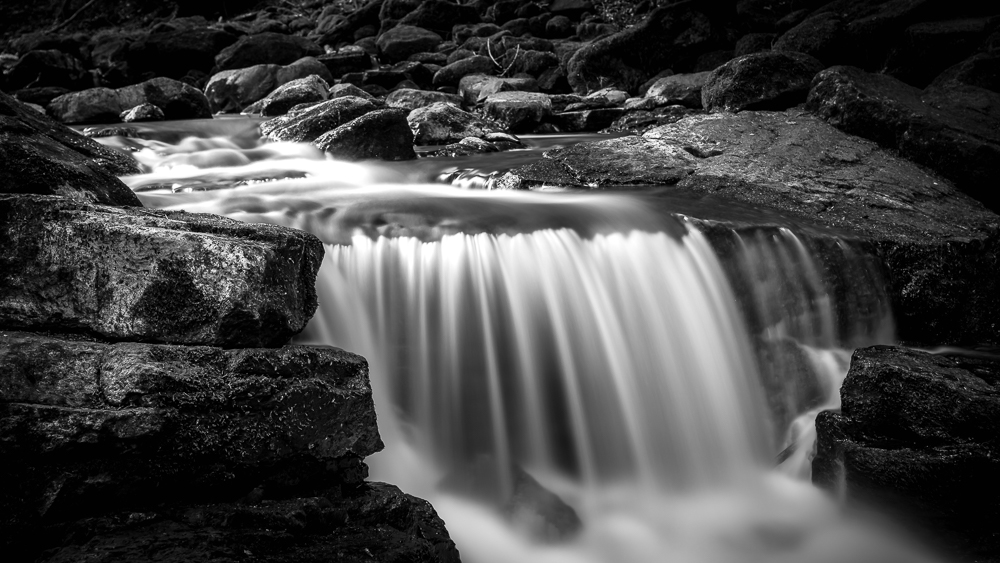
487;39;521;78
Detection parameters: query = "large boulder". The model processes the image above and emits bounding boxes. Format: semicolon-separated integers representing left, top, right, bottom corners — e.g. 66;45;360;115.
702;50;824;112
500;110;1000;345
214;32;323;72
0;195;323;348
0;91;140;206
260;96;380;143
314;108;416;161
116;76;212;120
125;27;238;80
813;346;1000;562
242;74;330;117
204;57;334;113
483;91;552;132
432;55;497;87
46;87;123;124
407;101;499;144
806;65;1000;213
376;25;443;62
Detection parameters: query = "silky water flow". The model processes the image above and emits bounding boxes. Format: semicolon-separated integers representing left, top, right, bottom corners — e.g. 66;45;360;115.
116;120;938;563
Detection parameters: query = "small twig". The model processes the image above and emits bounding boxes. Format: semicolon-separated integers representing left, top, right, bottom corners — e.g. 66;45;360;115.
48;0;100;33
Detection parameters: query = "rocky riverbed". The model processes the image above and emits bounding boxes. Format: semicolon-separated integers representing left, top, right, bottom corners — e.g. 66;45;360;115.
2;0;1000;562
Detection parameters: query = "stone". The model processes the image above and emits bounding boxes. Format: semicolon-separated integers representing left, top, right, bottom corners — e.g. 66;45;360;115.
806;65;1000;213
453;22;502;44
645;71;711;108
328;82;376;101
0;91;140;206
314;108;416;161
0;194;323;347
772;12;846;66
931;50;1000;93
317;45;373;78
125;27;238;80
501;18;530;37
501;110;1000;344
502;49;560;77
214;32;323;72
46;88;123;124
242;75;330;117
205;57;333;114
407;101;499;145
576;21;619;42
5;49;90;91
432;55;498;87
260;96;381;143
551;108;625;132
386;88;464;111
884;18;995;88
396;0;481;37
120;103;165;123
11;86;69;107
483;91;553;132
546;15;574;39
116;76;213;120
459;74;538;106
702;50;824;112
550;0;595;19
734;32;776;57
376;25;443;62
812;346;1000;562
316;0;385;47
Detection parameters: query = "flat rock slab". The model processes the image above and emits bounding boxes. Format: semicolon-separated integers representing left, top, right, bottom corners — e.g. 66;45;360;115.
0;195;323;347
0;330;381;540
503;110;1000;345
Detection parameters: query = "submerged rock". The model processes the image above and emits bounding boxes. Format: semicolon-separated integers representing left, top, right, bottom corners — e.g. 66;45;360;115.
0;195;323;347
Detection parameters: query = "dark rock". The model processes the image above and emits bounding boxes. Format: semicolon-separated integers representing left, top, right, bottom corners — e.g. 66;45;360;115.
645;71;712;108
407;101;499;144
328;82;377;101
605;105;702;134
433;55;499;87
391;60;435;88
502;49;560;76
359;69;408;89
482;35;555;59
47;88;123;124
693;49;734;72
884;18;995;88
117;77;213;120
702;50;824;112
931;50;1000;93
205;57;333;114
447;47;476;64
487;0;523;26
551;108;625;132
546;15;574;38
12;86;70;107
317;45;374;77
735;0;796;32
378;0;423;32
260;96;381;143
6;49;90;91
453;22;502;44
734;32;776;57
567;2;725;94
575;21;619;42
549;0;595;20
126;27;238;81
806;65;1000;213
317;0;385;47
214;32;323;72
408;51;449;65
483;91;552;132
772;12;846;66
812;346;1000;562
242;75;330;117
376;25;444;62
386;88;464;110
120;103;165;123
501;17;530;37
0;91;140;206
0;194;323;347
314;108;416;161
397;0;481;37
459;74;538;105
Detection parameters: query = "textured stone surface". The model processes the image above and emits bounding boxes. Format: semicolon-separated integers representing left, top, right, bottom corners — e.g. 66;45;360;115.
407;101;498;144
242;75;330;117
0;195;323;347
314;108;416;161
0;91;140;206
116;76;212;120
260;96;380;143
386;88;463;111
645;71;711;108
483;91;552;132
702;50;824;112
214;32;323;72
46;87;123;124
375;25;443;62
205;57;334;114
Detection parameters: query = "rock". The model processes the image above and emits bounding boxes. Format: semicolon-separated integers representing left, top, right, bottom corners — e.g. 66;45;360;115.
397;0;481;37
567;3;725;94
407;101;499;144
126;27;238;80
5;49;90;91
546;15;574;38
328;82;377;101
931;50;1000;93
12;86;69;107
205;57;333;114
0;91;140;206
501;17;530;37
260;96;381;143
390;60;435;88
453;22;502;44
501;110;1000;344
550;0;595;19
317;45;373;77
812;346;1000;562
46;88;123;124
378;0;424;32
605;105;698;134
0;194;323;347
483;91;553;132
376;25;443;62
702;51;824;112
116;77;213;120
502;49;560;77
772;12;846;66
884;18;995;89
459;74;538;106
645;71;711;108
806;65;1000;213
386;88;464;111
314;108;416;161
242;75;330;117
487;0;522;26
551;108;625;132
409;51;449;65
734;32;776;57
317;0;385;47
576;21;619;42
432;55;498;87
120;103;165;123
214;32;323;72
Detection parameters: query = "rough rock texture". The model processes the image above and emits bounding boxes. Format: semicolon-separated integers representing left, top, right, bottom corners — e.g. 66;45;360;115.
386;88;463;111
205;57;334;114
501;110;1000;345
47;87;123;124
483;91;553;132
813;346;1000;562
242;75;330;117
407;101;498;144
314;108;416;161
214;32;323;72
645;71;711;108
807;65;1000;213
375;25;443;62
126;27;238;80
260;96;380;143
120;102;165;122
116;76;213;120
459;74;538;106
701;50;824;112
0;91;140;206
432;55;497;87
0;195;323;347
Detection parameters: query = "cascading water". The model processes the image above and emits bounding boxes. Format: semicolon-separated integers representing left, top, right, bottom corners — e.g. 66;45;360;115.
113;121;942;563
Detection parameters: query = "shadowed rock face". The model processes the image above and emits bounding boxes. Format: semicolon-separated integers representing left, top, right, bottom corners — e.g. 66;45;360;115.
0;195;323;348
813;346;1000;562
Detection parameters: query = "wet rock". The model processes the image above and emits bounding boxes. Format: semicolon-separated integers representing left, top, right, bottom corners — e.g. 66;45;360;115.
0;91;140;206
813;346;1000;562
328;82;376;101
397;0;481;37
386;88;464;111
702;51;824;112
242;75;330;117
567;3;725;94
459;74;538;106
317;45;373;77
501;18;530;37
432;55;498;87
806;65;1000;212
5;49;90;91
772;12;846;66
645;71;711;108
376;25;443;62
116;77;213;120
409;51;449;65
0;194;323;347
390;60;435;89
214;32;323;72
120;103;165;123
408;101;499;144
453;22;502;44
46;88;123;124
260;96;381;143
314;108;416;161
126;27;238;81
205;57;333;114
483;91;553;132
734;32;776;57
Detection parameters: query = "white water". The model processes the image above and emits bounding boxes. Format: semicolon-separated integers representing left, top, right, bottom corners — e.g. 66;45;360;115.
116;125;943;563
